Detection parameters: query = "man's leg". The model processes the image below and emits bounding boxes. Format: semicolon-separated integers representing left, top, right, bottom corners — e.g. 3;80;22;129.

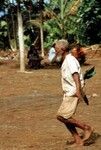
57;116;93;143
67;117;93;141
66;122;84;145
57;116;83;145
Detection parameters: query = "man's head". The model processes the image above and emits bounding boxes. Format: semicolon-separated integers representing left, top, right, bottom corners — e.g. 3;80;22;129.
55;39;69;55
70;44;86;64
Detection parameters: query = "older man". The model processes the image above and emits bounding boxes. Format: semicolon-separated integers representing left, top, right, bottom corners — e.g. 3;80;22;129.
55;39;93;146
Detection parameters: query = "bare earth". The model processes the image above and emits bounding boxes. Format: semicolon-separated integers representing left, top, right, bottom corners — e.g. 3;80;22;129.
0;53;101;150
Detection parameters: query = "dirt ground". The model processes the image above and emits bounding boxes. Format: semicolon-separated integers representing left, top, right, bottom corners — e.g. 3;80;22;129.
0;51;101;150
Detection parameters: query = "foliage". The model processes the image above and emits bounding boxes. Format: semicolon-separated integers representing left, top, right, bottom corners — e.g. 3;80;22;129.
0;0;101;51
44;0;101;48
0;20;9;50
67;0;101;45
43;0;70;48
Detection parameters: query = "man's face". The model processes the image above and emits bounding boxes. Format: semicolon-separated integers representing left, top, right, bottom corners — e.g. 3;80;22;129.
55;45;65;56
55;45;61;54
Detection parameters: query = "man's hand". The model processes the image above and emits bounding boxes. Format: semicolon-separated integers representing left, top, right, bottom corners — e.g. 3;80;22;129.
81;90;89;105
76;90;89;105
76;90;84;103
72;72;83;102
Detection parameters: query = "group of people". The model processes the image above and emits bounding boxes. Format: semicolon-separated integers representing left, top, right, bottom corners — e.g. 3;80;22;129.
27;41;64;69
27;39;93;147
27;41;86;69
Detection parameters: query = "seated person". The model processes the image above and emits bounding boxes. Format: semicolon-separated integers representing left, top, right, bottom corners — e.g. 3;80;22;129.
27;44;42;69
48;45;56;62
41;43;62;66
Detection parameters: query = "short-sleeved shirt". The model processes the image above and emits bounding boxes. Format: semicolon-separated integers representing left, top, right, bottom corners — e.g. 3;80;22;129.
61;53;84;96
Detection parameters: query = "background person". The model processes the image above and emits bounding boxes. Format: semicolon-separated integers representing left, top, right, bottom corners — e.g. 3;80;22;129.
27;44;42;69
41;43;62;66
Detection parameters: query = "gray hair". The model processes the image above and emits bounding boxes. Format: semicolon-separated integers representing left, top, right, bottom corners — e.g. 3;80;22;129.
55;39;69;51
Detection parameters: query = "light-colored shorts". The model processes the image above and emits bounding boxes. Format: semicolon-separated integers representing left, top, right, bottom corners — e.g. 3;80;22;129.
57;95;78;119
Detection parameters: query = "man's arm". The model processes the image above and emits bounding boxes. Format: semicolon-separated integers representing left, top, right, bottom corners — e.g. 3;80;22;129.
73;72;89;105
72;72;83;101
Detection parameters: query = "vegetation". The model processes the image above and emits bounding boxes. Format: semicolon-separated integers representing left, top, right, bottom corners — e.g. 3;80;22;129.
0;0;101;50
67;0;101;45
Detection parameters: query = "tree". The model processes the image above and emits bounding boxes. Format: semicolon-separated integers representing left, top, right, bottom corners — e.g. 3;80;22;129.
37;0;44;57
66;0;101;45
8;2;18;51
0;20;9;50
43;0;81;48
44;0;101;47
0;0;18;51
17;0;25;72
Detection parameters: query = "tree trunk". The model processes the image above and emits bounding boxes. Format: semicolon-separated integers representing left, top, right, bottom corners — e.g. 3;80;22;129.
40;25;44;57
11;13;17;51
61;0;65;38
7;0;17;51
17;6;25;72
40;1;44;57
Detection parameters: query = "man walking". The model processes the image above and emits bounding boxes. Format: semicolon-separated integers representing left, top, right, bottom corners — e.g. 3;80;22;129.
55;39;93;146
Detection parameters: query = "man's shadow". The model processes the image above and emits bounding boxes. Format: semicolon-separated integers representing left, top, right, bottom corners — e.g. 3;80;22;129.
84;132;101;146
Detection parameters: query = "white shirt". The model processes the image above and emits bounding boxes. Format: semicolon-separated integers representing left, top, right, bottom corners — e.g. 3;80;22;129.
61;54;84;96
48;47;62;62
48;47;56;62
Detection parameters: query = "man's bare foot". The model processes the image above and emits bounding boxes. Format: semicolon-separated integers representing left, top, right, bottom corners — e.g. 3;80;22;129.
83;126;94;141
74;135;84;146
76;139;84;146
66;133;84;145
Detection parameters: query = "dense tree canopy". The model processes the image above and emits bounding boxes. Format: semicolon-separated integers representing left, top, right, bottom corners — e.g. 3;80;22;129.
67;0;101;45
0;0;101;51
